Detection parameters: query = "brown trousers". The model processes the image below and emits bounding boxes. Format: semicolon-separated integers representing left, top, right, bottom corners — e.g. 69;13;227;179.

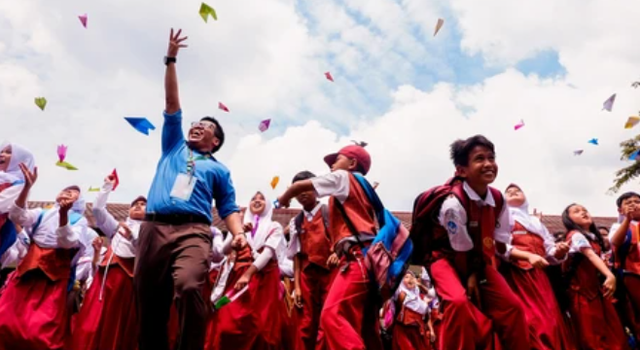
134;221;212;350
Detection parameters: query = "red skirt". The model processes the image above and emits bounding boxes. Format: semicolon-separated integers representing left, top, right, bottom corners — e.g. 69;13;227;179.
392;323;430;350
0;270;70;350
68;264;138;350
568;289;628;350
502;265;577;350
207;260;283;350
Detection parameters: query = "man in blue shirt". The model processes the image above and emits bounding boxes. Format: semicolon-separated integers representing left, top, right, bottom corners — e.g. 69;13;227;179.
134;28;246;350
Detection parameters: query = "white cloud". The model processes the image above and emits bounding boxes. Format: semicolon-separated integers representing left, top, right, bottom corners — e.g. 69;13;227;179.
2;0;639;219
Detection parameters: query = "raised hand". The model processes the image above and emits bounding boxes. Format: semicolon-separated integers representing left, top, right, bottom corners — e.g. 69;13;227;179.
167;28;188;57
59;199;74;214
18;163;37;189
92;237;103;253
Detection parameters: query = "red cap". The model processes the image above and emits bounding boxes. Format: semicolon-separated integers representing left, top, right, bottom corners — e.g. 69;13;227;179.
324;145;371;175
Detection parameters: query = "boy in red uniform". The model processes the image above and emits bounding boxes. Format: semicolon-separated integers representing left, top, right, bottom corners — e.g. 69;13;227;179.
411;135;528;350
610;192;640;339
277;145;383;350
286;171;338;350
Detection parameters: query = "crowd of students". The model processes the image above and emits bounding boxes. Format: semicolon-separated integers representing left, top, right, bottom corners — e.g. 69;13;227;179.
0;28;639;350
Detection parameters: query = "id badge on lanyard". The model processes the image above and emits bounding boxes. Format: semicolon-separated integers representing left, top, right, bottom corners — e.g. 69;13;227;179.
170;148;206;201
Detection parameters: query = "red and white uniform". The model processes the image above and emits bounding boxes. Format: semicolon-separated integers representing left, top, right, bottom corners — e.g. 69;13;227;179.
69;183;141;350
0;200;86;350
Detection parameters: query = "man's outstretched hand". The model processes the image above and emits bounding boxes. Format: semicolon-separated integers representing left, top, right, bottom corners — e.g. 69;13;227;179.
167;28;188;57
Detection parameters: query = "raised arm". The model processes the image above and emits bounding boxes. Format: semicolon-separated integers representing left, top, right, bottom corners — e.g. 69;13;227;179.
162;28;188;153
9;164;40;228
92;177;119;238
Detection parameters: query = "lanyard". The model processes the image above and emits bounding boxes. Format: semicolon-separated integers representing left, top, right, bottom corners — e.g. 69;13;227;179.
186;148;211;178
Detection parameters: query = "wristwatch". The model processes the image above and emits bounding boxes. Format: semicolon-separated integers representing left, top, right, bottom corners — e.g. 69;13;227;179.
164;56;177;66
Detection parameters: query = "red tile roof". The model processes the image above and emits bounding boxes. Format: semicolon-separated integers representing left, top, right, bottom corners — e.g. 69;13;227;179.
28;202;617;234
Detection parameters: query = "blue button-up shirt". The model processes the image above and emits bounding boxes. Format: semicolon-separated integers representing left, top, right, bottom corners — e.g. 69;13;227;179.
146;110;239;222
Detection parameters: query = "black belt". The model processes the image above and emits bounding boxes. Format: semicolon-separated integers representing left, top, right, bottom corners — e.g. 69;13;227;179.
144;213;211;225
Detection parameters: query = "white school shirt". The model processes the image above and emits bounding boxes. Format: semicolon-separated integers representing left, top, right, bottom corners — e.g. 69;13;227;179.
0;230;30;268
286;202;323;259
0;184;23;215
210;227;229;270
92;183;140;258
568;231;597;255
310;170;374;253
9;204;85;250
75;228;99;285
438;181;512;256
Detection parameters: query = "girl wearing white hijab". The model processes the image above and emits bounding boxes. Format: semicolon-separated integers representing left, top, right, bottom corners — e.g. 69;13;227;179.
390;271;433;350
502;184;576;350
0;164;87;350
0;142;35;259
207;191;286;350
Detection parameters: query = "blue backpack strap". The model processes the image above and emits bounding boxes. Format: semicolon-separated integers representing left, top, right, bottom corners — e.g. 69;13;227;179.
352;173;384;225
0;219;18;258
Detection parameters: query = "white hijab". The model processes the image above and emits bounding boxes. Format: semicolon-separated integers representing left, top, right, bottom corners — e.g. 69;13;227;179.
393;276;428;315
243;192;282;253
507;184;545;235
0;142;35;185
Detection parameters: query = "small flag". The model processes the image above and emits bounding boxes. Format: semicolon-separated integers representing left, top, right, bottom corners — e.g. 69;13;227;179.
214;285;248;309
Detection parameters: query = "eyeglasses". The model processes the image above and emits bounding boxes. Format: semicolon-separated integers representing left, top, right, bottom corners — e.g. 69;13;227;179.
191;121;216;130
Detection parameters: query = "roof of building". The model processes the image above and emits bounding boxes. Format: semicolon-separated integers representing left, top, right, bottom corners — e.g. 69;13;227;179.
27;202;617;234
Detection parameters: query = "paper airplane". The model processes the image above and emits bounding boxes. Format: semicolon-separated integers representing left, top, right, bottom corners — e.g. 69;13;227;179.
56;161;78;171
34;97;47;111
325;72;334;82
574;150;584;156
125;117;156;135
88;186;100;192
259;119;271;132
270;176;279;190
602;93;616;112
110;169;120;190
588;138;599;145
218;102;229;112
57;144;67;162
78;14;88;28
630;150;640;161
514;120;525;131
434;18;444;36
625;116;640;129
199;2;218;23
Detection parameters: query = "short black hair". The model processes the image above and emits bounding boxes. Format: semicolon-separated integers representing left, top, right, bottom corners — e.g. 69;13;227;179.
450;135;495;167
201;116;225;154
616;191;640;209
292;171;316;184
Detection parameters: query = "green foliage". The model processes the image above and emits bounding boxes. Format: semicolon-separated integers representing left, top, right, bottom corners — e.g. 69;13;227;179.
610;134;640;193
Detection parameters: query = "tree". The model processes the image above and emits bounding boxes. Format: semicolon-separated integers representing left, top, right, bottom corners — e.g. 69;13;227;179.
611;134;640;193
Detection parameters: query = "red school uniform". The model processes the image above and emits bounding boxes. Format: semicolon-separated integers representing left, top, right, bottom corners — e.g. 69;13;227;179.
311;170;383;350
564;230;629;350
501;222;577;350
391;288;431;350
288;203;336;350
412;181;529;350
611;221;640;339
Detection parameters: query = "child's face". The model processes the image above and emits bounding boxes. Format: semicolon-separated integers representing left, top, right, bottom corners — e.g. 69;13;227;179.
458;146;497;187
403;273;416;289
618;196;640;220
0;146;11;172
568;204;593;229
295;189;317;209
56;189;80;204
505;187;526;207
129;200;147;220
331;154;356;173
249;192;266;216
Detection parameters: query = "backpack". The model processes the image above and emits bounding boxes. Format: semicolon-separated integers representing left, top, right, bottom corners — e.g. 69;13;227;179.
293;204;330;242
409;177;504;268
335;173;413;301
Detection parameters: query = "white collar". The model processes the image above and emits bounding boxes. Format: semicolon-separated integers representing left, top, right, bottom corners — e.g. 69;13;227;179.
303;202;322;219
463;181;495;207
